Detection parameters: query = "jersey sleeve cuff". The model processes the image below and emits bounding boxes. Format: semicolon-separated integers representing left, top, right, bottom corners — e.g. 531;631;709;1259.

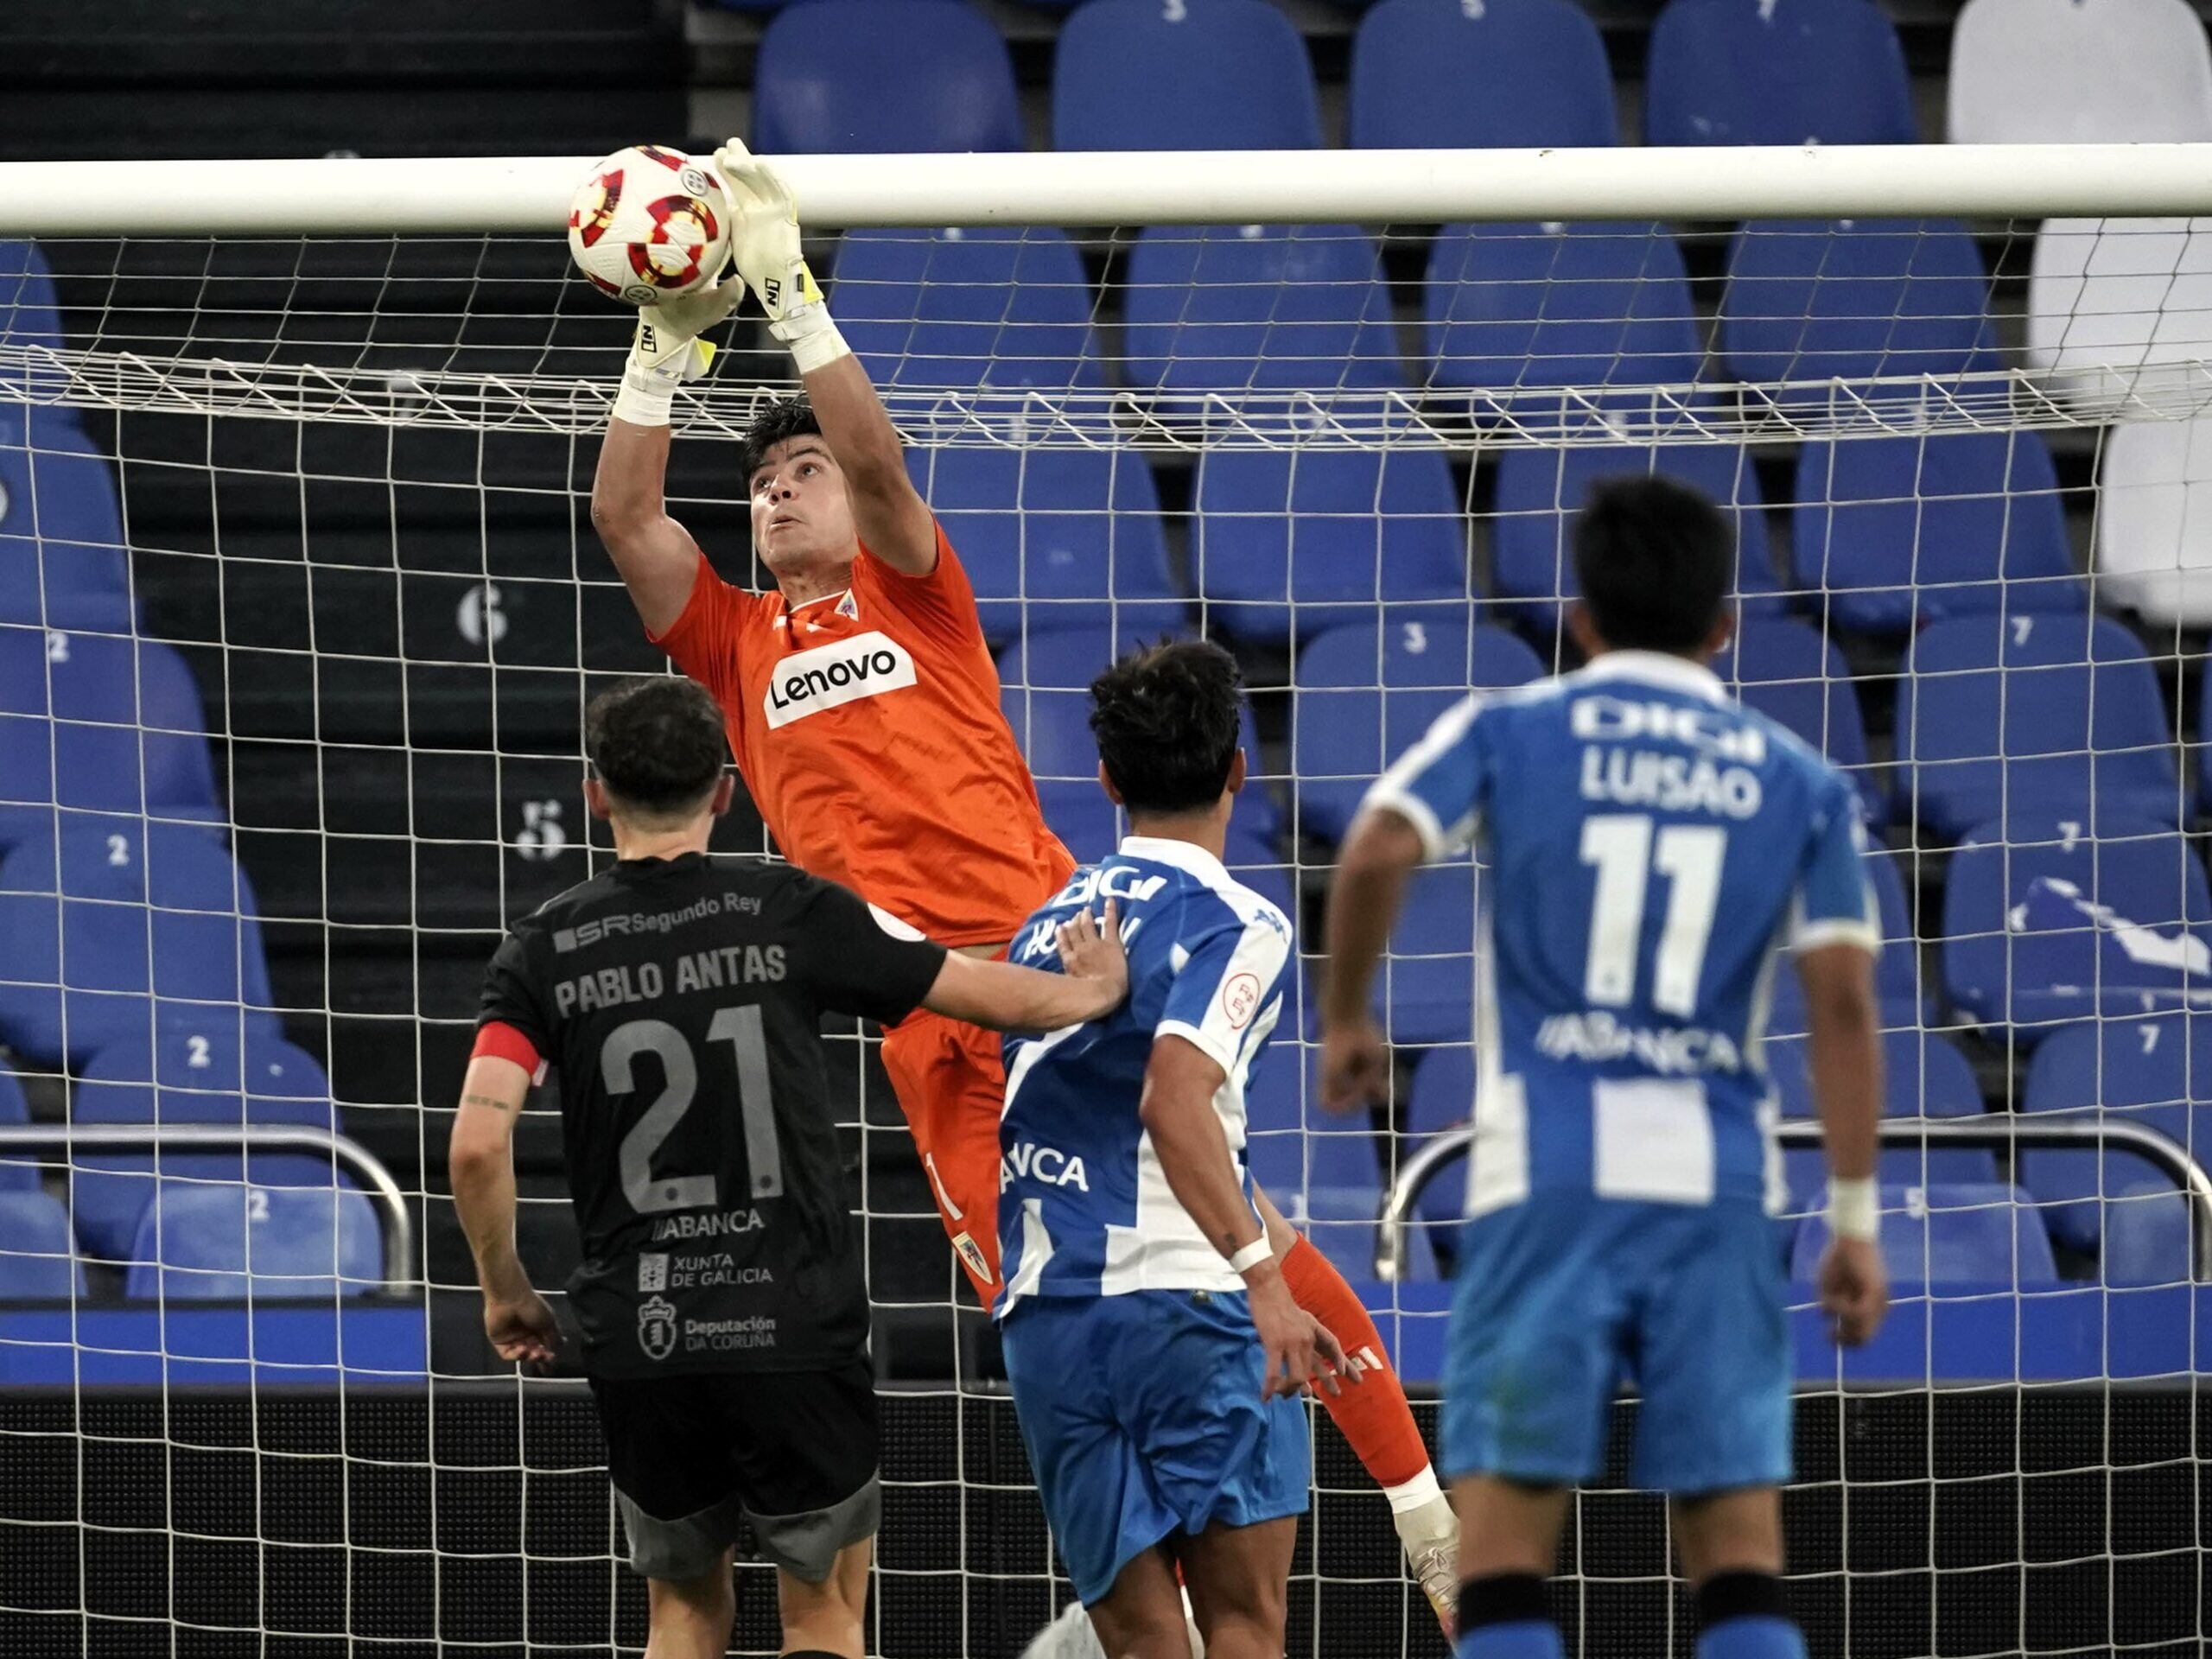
1154;1018;1241;1078
472;1020;549;1085
1356;784;1449;863
1791;918;1882;955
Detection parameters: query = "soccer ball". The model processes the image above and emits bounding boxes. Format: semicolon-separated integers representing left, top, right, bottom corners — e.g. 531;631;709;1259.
567;145;733;307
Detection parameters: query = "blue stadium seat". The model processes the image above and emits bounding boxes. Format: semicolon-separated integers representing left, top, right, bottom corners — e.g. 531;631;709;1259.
1424;222;1702;408
1370;859;1478;1047
1792;432;2084;634
0;242;64;359
1716;618;1884;824
753;0;1023;154
1792;1183;2060;1285
2020;1011;2211;1251
1404;1043;1477;1228
1243;1042;1383;1280
67;1028;340;1262
1770;1028;1999;1199
1721;219;1993;397
1897;612;2180;840
123;1182;379;1301
1350;0;1618;149
1490;442;1784;628
0;1067;35;1192
0;819;277;1069
1764;848;1929;1038
2101;1184;2193;1285
833;227;1105;394
0;607;221;840
0;409;133;629
1054;0;1321;151
1291;618;1545;842
1942;816;2212;1040
0;1191;83;1299
1123;225;1403;397
998;626;1277;842
908;445;1183;645
1033;780;1121;866
1644;0;1915;147
1190;448;1469;645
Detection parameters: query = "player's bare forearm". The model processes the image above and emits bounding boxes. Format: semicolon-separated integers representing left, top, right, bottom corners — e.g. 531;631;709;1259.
1320;808;1424;1027
1139;1035;1268;1263
923;902;1125;1032
1797;942;1884;1181
448;1058;534;1301
803;352;936;575
590;416;704;638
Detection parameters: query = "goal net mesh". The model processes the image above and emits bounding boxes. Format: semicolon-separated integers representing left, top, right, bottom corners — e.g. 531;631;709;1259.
0;211;2208;1658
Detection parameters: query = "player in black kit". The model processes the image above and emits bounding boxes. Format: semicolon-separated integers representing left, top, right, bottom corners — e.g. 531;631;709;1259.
448;676;1127;1659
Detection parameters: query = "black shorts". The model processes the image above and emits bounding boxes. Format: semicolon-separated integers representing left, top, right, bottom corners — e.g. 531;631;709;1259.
588;1361;880;1583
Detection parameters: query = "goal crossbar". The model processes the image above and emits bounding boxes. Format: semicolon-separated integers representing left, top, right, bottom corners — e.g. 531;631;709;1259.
11;144;2212;235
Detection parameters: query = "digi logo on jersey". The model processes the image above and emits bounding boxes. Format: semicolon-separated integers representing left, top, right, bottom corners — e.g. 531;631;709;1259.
638;1294;678;1361
763;630;917;728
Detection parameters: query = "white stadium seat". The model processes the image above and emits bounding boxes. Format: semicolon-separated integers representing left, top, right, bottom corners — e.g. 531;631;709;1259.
1948;0;2212;143
2096;416;2212;626
2027;217;2212;413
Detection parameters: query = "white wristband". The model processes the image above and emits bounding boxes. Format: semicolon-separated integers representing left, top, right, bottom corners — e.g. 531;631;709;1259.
611;371;676;428
1828;1177;1880;1243
772;303;852;375
1227;1237;1273;1275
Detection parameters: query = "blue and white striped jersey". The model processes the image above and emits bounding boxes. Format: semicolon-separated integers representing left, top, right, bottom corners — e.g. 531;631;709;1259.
995;836;1295;1314
1364;651;1877;1217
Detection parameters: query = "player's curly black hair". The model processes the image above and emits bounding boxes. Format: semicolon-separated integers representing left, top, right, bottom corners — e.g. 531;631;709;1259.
1088;639;1244;817
1573;474;1734;655
585;676;728;817
737;396;826;484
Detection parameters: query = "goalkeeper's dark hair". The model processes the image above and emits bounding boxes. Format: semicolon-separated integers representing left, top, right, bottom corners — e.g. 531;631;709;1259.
1573;474;1734;656
1089;639;1244;817
738;396;825;482
585;676;728;818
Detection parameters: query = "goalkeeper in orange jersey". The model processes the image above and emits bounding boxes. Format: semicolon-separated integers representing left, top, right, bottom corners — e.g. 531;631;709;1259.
585;138;1461;1633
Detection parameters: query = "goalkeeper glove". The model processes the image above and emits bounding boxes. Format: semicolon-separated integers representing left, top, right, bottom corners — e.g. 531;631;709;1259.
611;277;746;428
714;139;851;375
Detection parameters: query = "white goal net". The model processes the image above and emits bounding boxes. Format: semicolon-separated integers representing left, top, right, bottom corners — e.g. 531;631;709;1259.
0;161;2209;1658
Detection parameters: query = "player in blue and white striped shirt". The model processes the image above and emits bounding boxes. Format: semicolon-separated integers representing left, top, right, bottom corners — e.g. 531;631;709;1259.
1319;478;1890;1659
996;640;1347;1659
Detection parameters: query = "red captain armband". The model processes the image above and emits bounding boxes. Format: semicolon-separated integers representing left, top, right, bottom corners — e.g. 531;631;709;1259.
471;1021;548;1086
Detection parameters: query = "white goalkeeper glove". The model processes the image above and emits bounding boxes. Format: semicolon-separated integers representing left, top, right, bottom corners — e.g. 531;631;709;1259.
611;277;746;428
714;138;851;375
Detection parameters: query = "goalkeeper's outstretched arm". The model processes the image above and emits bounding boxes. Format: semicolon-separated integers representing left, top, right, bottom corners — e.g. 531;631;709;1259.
718;140;938;576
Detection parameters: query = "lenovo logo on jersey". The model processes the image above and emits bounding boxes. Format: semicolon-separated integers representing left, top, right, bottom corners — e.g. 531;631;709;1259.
763;630;917;728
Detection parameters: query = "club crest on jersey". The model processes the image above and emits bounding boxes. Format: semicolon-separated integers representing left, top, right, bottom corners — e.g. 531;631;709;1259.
638;1294;677;1362
763;629;917;728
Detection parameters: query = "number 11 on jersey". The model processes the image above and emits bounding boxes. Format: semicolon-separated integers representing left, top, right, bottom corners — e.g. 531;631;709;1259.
1580;815;1727;1018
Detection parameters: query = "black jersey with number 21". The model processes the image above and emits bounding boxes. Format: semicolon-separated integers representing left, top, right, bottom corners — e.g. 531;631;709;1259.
477;852;946;1379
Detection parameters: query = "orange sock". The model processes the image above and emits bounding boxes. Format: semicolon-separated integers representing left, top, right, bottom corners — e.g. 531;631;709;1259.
1280;1234;1435;1496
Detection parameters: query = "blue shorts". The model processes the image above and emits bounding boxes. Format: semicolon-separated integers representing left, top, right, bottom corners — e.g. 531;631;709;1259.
1001;1289;1312;1605
1441;1193;1794;1496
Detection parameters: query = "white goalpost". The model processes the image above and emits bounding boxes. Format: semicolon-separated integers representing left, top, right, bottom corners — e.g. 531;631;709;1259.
1;144;2209;1658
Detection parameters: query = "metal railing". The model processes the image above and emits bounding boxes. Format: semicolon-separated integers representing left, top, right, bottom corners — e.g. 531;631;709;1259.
1375;1116;2212;1284
0;1123;416;1293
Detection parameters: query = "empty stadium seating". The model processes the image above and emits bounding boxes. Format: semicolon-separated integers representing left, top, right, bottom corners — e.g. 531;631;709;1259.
1349;0;1618;149
2027;218;2212;413
2020;1011;2210;1250
2101;1184;2194;1285
0;410;133;629
1791;432;2084;634
1361;859;1478;1047
1715;618;1883;823
2096;415;2212;627
1243;1041;1383;1280
0;1068;35;1192
0;819;278;1068
1791;1183;2062;1285
1721;219;1993;397
1190;448;1470;644
1490;442;1785;628
1769;1028;1999;1199
1897;612;2182;839
1053;0;1321;151
1942;816;2212;1039
1644;0;1916;147
0;240;64;359
1424;222;1703;408
753;0;1023;154
122;1182;379;1300
1763;848;1930;1039
1948;0;2212;143
1291;618;1545;843
1122;225;1402;398
67;1027;342;1262
0;1191;83;1299
909;445;1182;644
833;227;1106;393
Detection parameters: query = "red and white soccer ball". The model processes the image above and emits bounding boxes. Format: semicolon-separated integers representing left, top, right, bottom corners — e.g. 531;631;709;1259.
567;145;733;307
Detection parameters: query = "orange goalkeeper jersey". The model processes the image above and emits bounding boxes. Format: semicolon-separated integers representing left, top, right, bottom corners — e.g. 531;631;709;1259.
650;524;1076;947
